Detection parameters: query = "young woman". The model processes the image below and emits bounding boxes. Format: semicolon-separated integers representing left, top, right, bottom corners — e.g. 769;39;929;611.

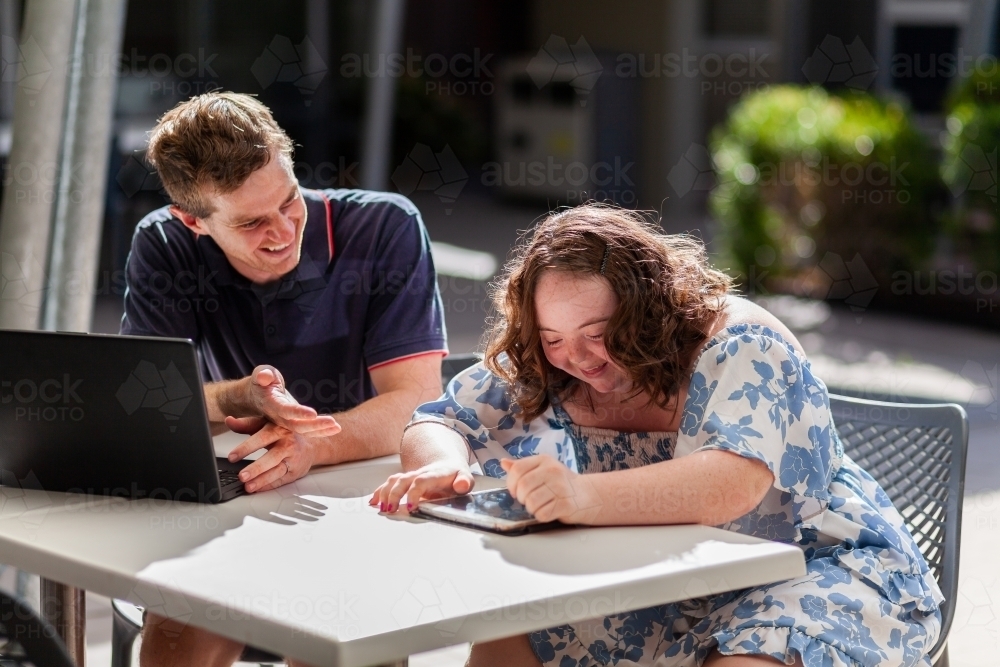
372;204;942;667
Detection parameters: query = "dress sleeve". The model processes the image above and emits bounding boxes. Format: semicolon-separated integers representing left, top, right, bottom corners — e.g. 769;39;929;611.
675;326;841;511
406;362;577;478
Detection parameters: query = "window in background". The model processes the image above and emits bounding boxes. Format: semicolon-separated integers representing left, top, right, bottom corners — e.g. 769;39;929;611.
704;0;770;38
892;24;959;113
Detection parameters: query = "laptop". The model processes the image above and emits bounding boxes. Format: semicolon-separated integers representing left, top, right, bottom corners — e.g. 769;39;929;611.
0;330;251;503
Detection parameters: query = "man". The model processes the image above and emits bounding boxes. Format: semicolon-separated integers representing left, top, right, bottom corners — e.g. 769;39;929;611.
121;91;447;666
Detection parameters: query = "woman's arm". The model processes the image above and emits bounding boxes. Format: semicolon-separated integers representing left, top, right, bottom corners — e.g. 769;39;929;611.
503;449;774;526
369;422;476;511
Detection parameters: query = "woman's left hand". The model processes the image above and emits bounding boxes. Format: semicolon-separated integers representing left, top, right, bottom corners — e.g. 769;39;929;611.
501;455;602;524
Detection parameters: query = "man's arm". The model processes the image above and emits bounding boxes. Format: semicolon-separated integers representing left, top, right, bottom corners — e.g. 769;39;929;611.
226;353;444;492
313;353;445;465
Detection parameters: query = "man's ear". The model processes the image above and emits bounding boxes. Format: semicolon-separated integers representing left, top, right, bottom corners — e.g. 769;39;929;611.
170;205;210;236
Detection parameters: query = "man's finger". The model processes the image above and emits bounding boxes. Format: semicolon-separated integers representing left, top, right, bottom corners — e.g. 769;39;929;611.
281;414;341;436
225;415;267;435
243;457;291;493
228;424;285;462
266;392;318;418
252;365;283;387
240;446;291;490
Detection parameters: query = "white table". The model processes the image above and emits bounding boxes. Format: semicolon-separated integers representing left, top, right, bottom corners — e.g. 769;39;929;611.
0;452;806;667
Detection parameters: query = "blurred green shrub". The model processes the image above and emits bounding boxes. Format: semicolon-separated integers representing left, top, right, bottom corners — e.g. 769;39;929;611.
709;85;942;297
941;69;1000;275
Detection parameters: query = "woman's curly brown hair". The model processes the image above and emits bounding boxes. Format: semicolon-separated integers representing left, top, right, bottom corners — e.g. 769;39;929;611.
484;203;734;422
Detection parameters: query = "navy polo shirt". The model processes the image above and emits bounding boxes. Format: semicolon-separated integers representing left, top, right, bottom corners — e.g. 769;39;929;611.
120;188;448;413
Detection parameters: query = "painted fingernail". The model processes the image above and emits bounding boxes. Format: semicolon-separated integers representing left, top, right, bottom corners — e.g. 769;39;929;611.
379;503;385;512
406;503;412;510
387;504;394;512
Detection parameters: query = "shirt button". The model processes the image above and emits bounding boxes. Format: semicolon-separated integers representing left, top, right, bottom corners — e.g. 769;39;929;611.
266;325;276;335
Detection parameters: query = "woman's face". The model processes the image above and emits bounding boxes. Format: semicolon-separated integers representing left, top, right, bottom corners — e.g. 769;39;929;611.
534;270;628;395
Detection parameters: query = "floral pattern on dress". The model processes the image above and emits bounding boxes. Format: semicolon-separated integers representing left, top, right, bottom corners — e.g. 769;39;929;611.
407;324;944;666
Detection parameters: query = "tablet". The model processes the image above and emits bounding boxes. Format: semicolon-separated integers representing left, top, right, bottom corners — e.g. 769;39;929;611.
413;488;558;535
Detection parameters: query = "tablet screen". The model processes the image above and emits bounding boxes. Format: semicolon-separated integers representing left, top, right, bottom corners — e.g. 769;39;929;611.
424;488;535;522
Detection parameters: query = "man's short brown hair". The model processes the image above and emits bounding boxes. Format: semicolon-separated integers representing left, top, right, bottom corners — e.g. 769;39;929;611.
146;91;294;218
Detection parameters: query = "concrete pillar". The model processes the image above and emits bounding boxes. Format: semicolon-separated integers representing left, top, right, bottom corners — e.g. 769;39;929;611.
662;0;703;224
42;0;128;332
0;0;78;330
360;0;406;190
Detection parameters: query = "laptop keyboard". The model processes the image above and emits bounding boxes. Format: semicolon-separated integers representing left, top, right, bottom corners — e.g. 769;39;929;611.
218;469;243;487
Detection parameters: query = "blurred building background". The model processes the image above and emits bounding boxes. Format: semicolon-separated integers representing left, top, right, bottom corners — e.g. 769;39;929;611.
0;1;999;665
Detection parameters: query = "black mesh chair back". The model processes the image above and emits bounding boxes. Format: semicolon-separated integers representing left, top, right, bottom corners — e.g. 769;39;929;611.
0;591;75;667
829;394;968;667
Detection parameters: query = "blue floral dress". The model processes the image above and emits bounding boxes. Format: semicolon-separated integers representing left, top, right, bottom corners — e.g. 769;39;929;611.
408;324;943;666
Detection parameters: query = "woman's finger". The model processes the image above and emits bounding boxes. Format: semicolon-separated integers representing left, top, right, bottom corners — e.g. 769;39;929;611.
452;469;475;495
521;484;556;517
375;474;404;510
405;473;457;508
385;474;418;511
528;495;559;522
508;467;552;504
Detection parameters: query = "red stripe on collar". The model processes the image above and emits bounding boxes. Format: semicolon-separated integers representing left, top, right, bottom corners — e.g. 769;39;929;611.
319;192;334;263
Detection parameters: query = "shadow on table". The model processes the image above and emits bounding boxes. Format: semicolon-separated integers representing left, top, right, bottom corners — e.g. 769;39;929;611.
480;525;722;575
241;458;402;525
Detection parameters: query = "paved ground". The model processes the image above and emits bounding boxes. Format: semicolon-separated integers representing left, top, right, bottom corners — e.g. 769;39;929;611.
34;192;1000;664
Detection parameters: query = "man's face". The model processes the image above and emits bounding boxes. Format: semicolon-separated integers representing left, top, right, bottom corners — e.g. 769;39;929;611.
173;154;307;284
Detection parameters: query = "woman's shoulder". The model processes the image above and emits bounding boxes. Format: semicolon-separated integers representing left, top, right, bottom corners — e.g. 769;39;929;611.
710;294;807;357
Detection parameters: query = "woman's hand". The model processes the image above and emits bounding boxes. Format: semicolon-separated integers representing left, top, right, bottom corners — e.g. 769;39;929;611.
369;463;476;513
501;455;602;524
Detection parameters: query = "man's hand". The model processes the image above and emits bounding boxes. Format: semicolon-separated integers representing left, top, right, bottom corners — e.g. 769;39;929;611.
225;417;318;492
226;365;342;437
501;455;602;524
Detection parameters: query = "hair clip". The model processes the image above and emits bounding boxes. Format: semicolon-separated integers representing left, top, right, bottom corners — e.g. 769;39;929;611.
599;243;612;275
